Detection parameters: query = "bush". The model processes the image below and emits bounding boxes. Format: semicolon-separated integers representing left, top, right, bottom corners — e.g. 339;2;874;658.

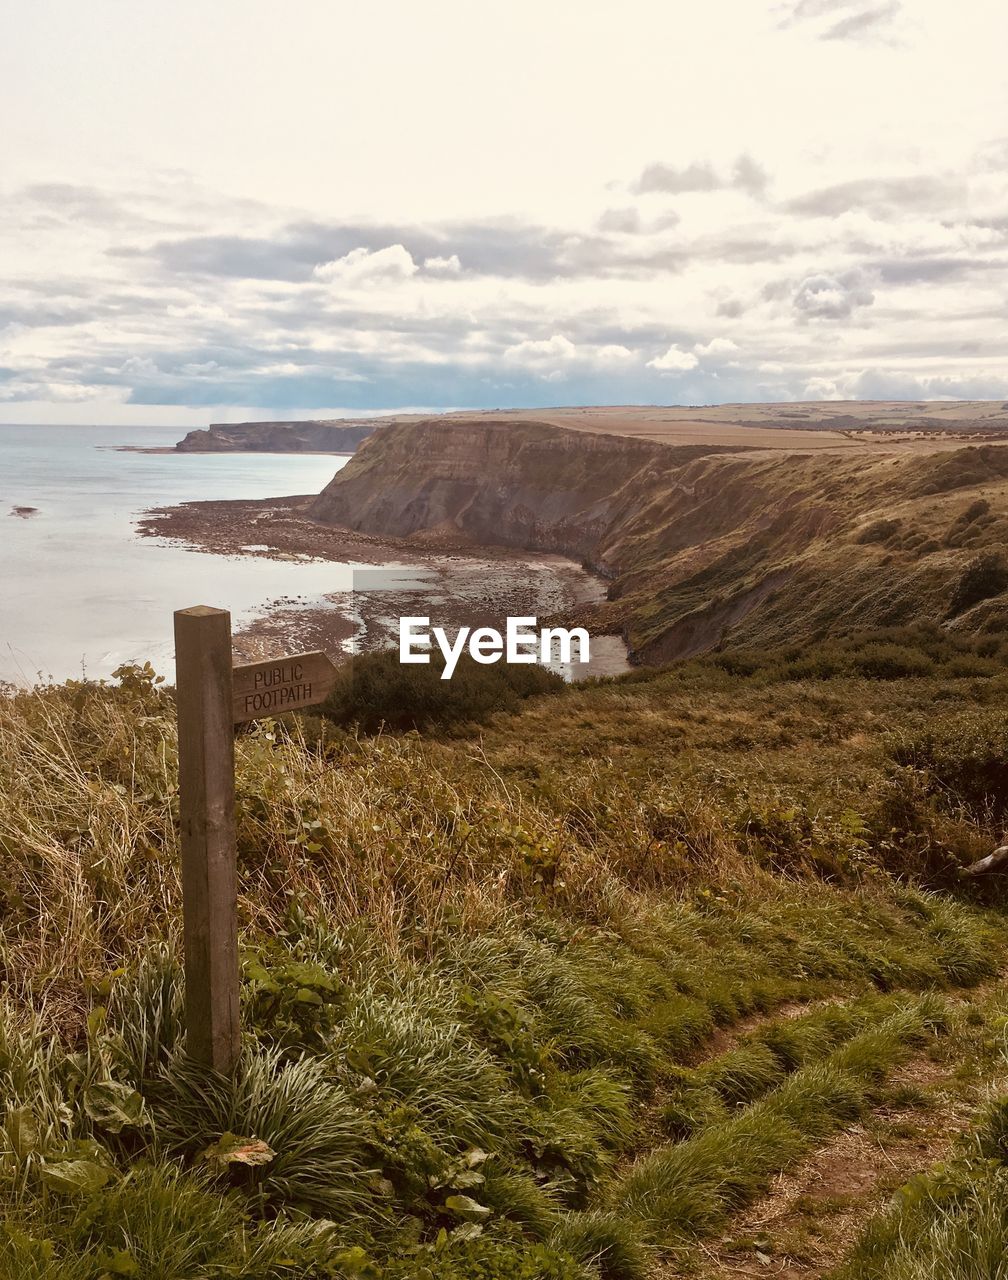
855;518;902;545
706;625;1007;685
380;1237;582;1280
889;712;1008;823
316;650;564;733
850;643;934;680
947;552;1008;617
148;1047;372;1222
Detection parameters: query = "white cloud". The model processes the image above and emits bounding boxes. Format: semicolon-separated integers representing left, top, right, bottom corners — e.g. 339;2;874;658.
503;334;578;365
595;343;636;365
313;244;418;285
501;335;636;375
803;376;846;399
424;253;462;274
694;337;739;357
647;345;700;372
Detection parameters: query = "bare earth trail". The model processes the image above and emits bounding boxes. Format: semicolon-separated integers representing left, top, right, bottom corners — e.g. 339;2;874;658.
679;1063;964;1278
642;986;1005;1279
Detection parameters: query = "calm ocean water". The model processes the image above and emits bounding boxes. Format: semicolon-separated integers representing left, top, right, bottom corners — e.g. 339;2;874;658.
0;425;351;685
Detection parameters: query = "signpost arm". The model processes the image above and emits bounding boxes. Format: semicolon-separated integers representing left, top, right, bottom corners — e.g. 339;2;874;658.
173;606;240;1075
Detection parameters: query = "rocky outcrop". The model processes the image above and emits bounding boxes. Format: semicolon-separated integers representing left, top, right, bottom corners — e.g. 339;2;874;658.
176;420;376;453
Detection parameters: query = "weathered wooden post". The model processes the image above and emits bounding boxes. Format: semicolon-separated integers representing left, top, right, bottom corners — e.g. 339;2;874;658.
174;605;240;1074
174;600;340;1074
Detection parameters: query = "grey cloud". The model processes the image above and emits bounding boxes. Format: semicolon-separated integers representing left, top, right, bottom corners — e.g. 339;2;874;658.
964;211;1008;239
855;337;1005;360
707;237;807;265
732;154;770;196
823;2;900;39
118;216;690;283
793;271;874;319
18;182;127;223
716;297;746;318
783;0;852;19
778;0;904;41
0;301;100;330
784;175;964;219
634;162;720;195
632;153;769;197
596;207;642;233
875;255;1003;285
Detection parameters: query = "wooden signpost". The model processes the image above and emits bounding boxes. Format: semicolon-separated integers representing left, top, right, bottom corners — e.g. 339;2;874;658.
173;605;339;1074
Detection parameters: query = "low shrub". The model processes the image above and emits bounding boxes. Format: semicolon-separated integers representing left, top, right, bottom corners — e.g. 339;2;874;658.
315;649;564;733
889;712;1008;824
947;552;1008;617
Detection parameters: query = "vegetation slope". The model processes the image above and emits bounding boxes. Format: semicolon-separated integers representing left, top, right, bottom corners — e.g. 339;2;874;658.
3;625;1008;1277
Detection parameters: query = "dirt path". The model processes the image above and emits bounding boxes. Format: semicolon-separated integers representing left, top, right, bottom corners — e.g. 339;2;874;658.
667;1017;995;1278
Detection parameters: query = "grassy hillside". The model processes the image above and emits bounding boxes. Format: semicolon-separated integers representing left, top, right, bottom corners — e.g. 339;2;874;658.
612;443;1008;664
3;630;1008;1276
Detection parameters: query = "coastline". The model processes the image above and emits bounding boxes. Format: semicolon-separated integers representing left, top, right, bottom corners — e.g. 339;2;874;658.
138;495;632;678
112;446;358;456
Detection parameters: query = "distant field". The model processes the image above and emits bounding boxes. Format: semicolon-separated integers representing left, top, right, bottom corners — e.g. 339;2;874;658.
176;402;1008;456
489;401;1008;452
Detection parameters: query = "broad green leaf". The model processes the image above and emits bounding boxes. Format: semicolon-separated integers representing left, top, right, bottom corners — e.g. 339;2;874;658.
96;1249;138;1276
332;1246;381;1277
5;1105;39;1159
444;1194;492;1220
83;1081;148;1133
39;1158;112;1195
86;1006;108;1040
201;1132;276;1166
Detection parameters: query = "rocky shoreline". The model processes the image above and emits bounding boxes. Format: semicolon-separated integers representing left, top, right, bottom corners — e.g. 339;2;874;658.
137;495;631;676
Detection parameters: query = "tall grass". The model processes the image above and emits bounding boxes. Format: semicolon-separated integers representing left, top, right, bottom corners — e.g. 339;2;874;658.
1;640;1006;1276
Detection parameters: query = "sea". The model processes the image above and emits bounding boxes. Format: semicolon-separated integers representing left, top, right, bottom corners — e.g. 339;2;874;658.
0;425;352;686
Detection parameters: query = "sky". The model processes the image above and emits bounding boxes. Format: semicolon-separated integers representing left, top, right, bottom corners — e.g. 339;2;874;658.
1;0;1007;425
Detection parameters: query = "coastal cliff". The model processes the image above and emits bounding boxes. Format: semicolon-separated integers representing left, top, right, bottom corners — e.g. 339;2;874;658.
176;419;376;453
309;419;681;562
309;418;1008;663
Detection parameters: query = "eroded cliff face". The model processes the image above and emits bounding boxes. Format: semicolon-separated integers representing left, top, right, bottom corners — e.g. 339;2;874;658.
307;418;1008;664
308;419;719;564
176;420;376;453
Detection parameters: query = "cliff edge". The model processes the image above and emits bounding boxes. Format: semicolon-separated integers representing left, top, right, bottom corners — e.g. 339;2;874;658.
308;418;1008;664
